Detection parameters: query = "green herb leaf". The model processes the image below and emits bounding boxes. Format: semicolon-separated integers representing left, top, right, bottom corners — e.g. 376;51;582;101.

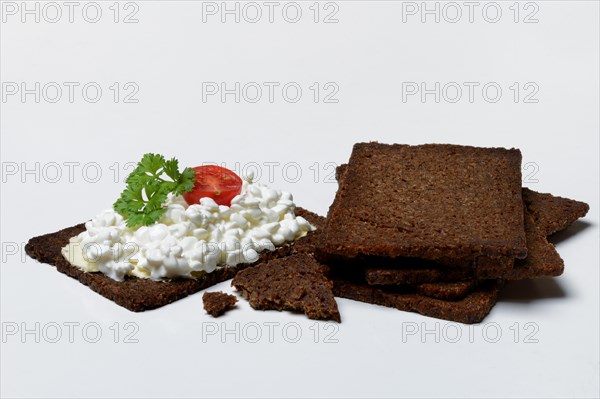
113;153;196;227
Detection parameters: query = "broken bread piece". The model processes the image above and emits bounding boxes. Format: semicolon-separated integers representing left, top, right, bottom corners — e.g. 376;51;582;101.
232;253;341;322
203;291;238;317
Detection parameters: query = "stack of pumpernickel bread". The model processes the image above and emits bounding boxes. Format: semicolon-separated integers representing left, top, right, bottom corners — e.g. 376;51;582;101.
233;143;589;323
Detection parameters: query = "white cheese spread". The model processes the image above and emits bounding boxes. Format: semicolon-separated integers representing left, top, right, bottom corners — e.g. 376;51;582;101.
62;177;315;281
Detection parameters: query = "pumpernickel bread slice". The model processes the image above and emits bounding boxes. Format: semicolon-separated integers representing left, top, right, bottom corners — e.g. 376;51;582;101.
319;143;527;262
25;207;323;312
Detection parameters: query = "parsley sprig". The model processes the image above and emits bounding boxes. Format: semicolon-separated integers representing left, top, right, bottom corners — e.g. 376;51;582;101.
113;153;196;227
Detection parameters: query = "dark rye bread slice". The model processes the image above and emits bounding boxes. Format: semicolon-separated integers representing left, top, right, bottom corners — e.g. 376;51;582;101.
522;188;589;236
232;253;341;322
24;207;323;312
319;143;527;262
203;291;238;317
332;278;502;324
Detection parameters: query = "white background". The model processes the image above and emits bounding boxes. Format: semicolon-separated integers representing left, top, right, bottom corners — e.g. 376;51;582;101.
1;1;599;398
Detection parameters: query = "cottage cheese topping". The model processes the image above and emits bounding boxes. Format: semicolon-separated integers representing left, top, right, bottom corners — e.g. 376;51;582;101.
62;177;315;281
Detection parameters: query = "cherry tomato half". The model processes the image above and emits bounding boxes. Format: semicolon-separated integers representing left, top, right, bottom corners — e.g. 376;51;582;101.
183;165;243;207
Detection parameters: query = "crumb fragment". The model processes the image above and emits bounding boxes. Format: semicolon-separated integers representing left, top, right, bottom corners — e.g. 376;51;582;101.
203;291;238;317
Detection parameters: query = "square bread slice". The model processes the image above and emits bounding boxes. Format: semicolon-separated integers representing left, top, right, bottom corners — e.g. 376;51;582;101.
318;143;527;263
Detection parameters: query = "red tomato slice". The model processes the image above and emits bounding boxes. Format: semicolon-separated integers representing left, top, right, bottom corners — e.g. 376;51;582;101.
183;165;243;207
